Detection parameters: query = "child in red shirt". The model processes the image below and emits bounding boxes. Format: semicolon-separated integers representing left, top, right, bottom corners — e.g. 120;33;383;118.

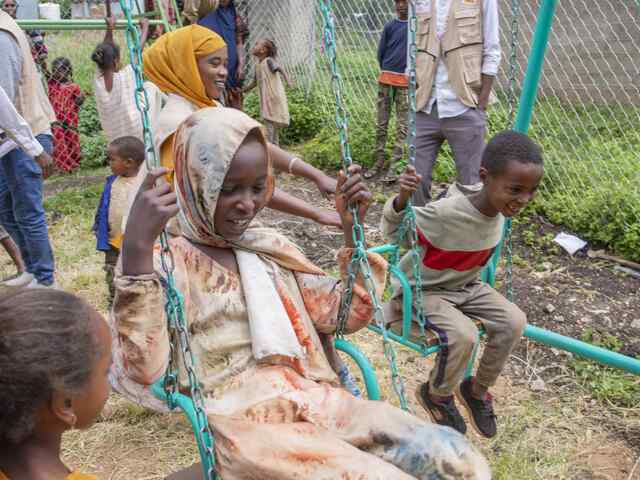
48;57;86;173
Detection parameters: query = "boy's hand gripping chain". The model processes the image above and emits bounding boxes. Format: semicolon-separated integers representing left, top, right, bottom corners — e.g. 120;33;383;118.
319;0;409;411
118;2;217;477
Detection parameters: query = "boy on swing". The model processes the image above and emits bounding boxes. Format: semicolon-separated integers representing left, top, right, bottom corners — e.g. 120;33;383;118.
382;130;544;438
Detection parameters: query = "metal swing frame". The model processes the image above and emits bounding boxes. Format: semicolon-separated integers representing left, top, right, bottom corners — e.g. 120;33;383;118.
346;0;640;405
112;0;639;478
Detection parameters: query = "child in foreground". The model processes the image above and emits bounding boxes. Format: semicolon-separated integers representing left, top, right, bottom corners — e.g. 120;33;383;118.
93;136;145;307
243;38;291;146
0;290;209;480
0;289;110;479
382;130;544;438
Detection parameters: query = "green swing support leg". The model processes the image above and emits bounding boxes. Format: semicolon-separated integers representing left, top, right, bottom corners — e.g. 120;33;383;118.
464;334;481;380
151;381;216;479
335;338;381;400
481;0;558;286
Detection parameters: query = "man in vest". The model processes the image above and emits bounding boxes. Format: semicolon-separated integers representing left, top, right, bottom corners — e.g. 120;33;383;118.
413;0;500;205
0;9;57;287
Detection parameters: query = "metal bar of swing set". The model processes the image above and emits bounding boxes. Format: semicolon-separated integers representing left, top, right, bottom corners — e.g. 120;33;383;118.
16;18;164;30
369;0;640;377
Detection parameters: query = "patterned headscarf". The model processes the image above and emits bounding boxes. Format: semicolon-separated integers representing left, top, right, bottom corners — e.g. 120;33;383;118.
143;25;226;109
172;107;323;275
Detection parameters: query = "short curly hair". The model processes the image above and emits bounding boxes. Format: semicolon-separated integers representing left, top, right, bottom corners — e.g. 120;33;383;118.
0;289;99;444
481;130;544;175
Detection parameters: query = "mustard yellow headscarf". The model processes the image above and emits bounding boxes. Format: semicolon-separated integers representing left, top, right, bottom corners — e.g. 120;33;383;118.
143;25;226;109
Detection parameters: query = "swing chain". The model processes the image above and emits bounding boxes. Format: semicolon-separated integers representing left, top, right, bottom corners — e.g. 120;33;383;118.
400;1;427;339
119;1;217;477
319;0;409;411
507;0;521;125
504;0;521;302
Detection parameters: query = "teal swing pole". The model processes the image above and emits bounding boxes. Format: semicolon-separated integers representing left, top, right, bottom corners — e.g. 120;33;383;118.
478;0;640;376
481;0;557;286
16;19;164;30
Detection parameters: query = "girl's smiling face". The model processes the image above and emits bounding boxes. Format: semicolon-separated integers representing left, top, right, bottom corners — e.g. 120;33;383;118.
197;47;229;101
213;131;270;240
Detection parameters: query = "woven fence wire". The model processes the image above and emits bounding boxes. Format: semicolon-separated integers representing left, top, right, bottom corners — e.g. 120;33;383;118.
240;0;640;260
6;0;640;259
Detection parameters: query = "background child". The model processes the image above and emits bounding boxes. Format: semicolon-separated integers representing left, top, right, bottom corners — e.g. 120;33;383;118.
47;57;86;173
0;224;32;287
382;131;544;439
243;38;292;146
0;289;111;480
365;0;408;182
93;136;145;307
91;17;161;144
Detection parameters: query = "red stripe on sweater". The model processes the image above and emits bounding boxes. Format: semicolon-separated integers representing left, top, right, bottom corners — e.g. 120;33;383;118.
417;229;494;271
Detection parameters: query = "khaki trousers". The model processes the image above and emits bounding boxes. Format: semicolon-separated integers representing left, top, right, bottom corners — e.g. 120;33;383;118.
421;282;527;396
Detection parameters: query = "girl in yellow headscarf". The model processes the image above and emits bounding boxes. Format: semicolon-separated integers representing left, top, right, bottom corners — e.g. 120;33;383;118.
142;25;341;227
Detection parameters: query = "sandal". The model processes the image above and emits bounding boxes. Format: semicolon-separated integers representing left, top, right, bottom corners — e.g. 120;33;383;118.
363;159;386;180
381;166;398;184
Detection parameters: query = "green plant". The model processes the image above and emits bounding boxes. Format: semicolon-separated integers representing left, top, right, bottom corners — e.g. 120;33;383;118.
80;132;108;170
78;96;101;136
569;329;640;408
245;88;325;147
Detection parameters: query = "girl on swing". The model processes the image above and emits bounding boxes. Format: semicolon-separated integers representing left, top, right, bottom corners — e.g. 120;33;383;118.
111;105;490;479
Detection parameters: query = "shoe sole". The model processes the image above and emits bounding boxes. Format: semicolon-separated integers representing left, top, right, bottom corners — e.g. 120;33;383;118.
455;384;494;439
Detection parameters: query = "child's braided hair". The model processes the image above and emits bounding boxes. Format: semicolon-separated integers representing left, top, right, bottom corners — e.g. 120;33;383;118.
0;290;100;444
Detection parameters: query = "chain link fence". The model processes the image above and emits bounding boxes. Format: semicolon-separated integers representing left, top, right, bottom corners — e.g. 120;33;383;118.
5;0;639;259
240;0;640;260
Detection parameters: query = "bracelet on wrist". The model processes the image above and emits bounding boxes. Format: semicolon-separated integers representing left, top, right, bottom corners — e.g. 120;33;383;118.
288;156;299;175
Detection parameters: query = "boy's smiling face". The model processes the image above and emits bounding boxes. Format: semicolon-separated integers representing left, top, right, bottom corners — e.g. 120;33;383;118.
480;160;544;218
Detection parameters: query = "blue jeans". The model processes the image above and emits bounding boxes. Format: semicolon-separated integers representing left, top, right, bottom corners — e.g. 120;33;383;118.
0;134;55;285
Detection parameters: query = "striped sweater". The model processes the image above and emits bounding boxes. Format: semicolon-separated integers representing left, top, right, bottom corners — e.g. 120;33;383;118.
381;187;504;293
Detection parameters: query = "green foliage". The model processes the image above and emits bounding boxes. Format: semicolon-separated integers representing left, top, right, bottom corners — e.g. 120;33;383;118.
245;88;324;146
81;132;108;170
570;328;640;408
78;96;101;136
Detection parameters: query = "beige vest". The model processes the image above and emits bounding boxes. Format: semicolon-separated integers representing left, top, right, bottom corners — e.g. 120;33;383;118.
415;0;484;111
0;11;55;137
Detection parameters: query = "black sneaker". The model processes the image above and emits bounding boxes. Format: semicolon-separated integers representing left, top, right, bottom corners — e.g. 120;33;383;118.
456;378;497;438
415;382;467;435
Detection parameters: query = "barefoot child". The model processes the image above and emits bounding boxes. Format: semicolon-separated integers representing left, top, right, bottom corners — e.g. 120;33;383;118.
382;130;544;438
110;106;490;478
93;136;145;307
48;57;86;173
0;289;111;479
243;38;291;146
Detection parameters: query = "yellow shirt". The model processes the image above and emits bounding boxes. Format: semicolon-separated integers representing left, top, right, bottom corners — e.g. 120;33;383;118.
108;175;141;249
0;470;97;480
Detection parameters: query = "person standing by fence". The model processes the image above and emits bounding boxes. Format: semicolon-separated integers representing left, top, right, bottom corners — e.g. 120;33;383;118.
365;0;409;183
0;9;57;288
413;0;501;205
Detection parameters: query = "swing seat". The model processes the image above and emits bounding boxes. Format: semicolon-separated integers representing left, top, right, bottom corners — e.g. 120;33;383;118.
383;299;485;348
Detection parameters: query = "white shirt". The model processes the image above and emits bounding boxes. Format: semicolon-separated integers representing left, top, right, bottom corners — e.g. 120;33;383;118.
417;0;501;119
0;84;43;158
